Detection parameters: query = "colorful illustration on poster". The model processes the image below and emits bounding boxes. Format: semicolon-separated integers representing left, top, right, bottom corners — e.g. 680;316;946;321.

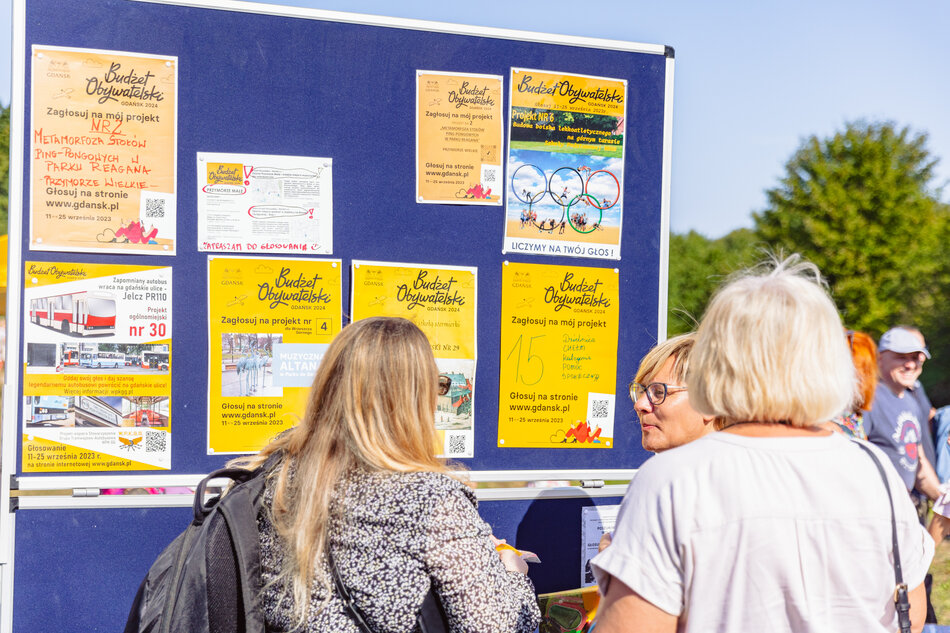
503;69;626;260
30;46;177;255
219;333;283;398
208;257;341;454
26;342;169;373
22;262;172;471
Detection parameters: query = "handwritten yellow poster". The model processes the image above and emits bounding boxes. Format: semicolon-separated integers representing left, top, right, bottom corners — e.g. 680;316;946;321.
31;46;177;254
351;261;477;458
497;262;619;448
503;68;626;260
416;71;503;205
208;257;341;453
22;262;172;471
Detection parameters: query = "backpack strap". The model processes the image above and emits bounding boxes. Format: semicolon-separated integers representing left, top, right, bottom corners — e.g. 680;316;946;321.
212;477;267;633
852;440;912;633
199;455;279;633
328;547;449;633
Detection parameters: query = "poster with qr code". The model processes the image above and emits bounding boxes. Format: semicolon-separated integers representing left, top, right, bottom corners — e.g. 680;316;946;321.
197;152;333;254
497;261;619;448
30;46;177;255
416;71;503;205
503;68;625;260
351;261;477;458
207;257;342;454
21;262;172;471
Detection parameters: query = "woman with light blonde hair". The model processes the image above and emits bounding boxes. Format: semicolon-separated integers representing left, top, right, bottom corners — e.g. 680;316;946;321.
231;316;539;633
591;256;934;633
629;333;718;454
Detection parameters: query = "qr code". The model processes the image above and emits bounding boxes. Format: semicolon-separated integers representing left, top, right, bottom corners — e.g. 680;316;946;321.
590;399;610;419
483;170;496;183
446;433;468;456
144;197;166;218
145;430;167;453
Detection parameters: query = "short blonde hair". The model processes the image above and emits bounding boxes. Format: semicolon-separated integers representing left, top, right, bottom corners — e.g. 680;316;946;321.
630;333;696;398
687;256;855;427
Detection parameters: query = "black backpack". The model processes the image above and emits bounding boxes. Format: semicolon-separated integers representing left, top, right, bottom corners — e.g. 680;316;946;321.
123;463;270;633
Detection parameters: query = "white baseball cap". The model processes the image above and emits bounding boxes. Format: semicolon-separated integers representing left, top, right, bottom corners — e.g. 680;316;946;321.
879;327;931;359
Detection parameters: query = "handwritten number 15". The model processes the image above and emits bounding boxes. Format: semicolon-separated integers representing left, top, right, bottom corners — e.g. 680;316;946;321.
507;334;544;385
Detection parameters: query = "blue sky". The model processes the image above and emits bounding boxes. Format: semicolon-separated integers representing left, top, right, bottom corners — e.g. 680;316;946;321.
3;0;949;238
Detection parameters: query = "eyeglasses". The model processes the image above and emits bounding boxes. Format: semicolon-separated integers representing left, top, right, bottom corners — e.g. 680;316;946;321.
630;381;687;406
438;375;452;396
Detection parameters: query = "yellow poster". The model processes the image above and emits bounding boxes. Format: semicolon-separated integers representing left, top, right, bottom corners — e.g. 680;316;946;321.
208;257;341;454
30;46;177;254
22;262;172;471
497;262;619;448
504;68;626;260
351;261;477;458
416;71;503;205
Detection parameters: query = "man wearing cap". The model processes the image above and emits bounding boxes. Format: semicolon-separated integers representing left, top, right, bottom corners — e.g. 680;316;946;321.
864;326;942;502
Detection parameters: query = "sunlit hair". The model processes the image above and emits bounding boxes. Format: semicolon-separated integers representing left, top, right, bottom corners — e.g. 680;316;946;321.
228;317;451;625
631;333;696;395
688;255;855;427
847;329;878;412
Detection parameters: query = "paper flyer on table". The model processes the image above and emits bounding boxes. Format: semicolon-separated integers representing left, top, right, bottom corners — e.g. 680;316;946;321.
503;68;626;260
22;262;172;471
30;46;177;255
581;504;620;587
207;256;341;454
351;260;477;458
197;152;333;254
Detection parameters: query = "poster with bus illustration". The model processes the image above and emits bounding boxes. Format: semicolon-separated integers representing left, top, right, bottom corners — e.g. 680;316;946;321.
21;261;171;471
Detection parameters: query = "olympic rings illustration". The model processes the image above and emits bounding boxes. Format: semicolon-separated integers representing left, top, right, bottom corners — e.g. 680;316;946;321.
511;164;618;233
510;164;619;210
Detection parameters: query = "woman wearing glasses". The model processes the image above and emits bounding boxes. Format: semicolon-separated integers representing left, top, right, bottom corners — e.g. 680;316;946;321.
629;333;718;454
591;257;933;633
599;334;718;553
230;317;540;633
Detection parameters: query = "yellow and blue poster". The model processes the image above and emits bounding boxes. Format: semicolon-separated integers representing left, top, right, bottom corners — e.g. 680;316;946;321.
497;261;619;448
207;256;341;454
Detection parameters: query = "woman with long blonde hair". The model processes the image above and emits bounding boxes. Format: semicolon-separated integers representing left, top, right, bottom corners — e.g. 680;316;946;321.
232;317;539;632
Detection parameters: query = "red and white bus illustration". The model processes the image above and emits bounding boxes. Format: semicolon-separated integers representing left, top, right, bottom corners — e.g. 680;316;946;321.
29;291;117;336
62;349;81;366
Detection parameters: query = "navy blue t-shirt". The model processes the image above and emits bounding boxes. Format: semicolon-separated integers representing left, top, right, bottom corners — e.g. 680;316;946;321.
864;383;927;491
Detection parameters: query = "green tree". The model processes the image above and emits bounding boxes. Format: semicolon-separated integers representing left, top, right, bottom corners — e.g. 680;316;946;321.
755;121;950;333
0;103;9;233
667;228;761;335
754;121;950;399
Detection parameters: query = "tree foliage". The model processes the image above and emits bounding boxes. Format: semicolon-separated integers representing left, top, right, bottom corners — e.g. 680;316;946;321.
755;121;950;334
754;121;950;400
667;228;761;335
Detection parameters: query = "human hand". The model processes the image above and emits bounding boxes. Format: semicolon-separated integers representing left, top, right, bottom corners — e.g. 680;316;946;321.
498;546;529;574
598;532;612;552
491;535;530;574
